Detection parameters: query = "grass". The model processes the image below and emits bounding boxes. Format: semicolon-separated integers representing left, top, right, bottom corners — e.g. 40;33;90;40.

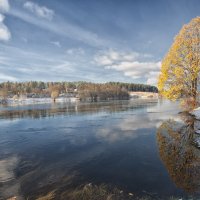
34;183;190;200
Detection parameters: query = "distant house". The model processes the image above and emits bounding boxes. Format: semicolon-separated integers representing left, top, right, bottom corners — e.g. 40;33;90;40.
13;95;19;100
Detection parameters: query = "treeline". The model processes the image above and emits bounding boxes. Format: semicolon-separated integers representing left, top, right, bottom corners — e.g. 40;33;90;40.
78;83;129;101
0;81;158;94
107;82;158;92
0;81;158;101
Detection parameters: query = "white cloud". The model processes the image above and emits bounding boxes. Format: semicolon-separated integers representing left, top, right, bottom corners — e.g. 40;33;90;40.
0;0;11;41
0;13;11;41
51;41;61;47
0;0;9;13
23;1;54;20
0;72;17;81
9;8;110;47
94;49;161;85
146;71;160;85
94;49;139;65
66;47;85;55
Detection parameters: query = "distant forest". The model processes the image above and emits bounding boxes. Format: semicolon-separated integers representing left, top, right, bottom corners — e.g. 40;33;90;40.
0;81;158;101
0;81;158;93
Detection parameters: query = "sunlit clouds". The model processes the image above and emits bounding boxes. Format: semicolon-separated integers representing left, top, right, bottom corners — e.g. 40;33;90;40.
23;1;54;21
0;0;11;41
94;49;161;85
0;0;199;84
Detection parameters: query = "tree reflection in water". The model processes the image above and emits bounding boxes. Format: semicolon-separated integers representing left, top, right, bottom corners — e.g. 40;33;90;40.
0;99;157;120
157;115;200;195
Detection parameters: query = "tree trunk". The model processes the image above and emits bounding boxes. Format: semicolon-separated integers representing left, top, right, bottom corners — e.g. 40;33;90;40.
192;78;198;107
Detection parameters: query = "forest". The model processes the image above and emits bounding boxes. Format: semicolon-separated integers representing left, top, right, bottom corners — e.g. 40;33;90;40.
0;81;158;102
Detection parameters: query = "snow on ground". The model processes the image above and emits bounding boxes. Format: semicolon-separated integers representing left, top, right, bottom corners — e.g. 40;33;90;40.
191;107;200;120
5;97;77;106
193;137;200;148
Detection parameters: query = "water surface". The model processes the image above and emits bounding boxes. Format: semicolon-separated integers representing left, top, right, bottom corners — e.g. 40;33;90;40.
0;99;199;199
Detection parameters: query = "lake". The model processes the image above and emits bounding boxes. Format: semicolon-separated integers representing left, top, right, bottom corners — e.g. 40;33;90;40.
0;99;199;200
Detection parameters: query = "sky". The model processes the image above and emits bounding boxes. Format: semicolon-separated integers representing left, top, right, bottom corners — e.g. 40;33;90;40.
0;0;199;85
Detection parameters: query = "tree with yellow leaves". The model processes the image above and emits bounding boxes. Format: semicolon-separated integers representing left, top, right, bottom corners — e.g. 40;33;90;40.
158;17;200;106
49;85;60;102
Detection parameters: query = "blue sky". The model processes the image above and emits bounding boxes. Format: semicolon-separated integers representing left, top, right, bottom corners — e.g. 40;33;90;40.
0;0;199;85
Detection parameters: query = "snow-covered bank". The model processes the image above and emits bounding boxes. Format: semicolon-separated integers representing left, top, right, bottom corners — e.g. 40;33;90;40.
189;107;200;148
190;107;200;120
2;97;77;106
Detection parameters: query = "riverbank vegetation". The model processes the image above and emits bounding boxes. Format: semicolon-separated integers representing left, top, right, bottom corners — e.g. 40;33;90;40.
32;183;186;200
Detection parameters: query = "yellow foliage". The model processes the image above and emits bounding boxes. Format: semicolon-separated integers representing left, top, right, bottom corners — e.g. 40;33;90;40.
51;90;59;101
158;17;200;101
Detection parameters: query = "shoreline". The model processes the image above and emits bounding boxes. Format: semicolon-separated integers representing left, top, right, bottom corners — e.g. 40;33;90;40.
0;96;159;106
0;97;77;106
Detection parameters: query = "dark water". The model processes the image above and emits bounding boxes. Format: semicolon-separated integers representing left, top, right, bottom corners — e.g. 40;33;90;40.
0;100;199;199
